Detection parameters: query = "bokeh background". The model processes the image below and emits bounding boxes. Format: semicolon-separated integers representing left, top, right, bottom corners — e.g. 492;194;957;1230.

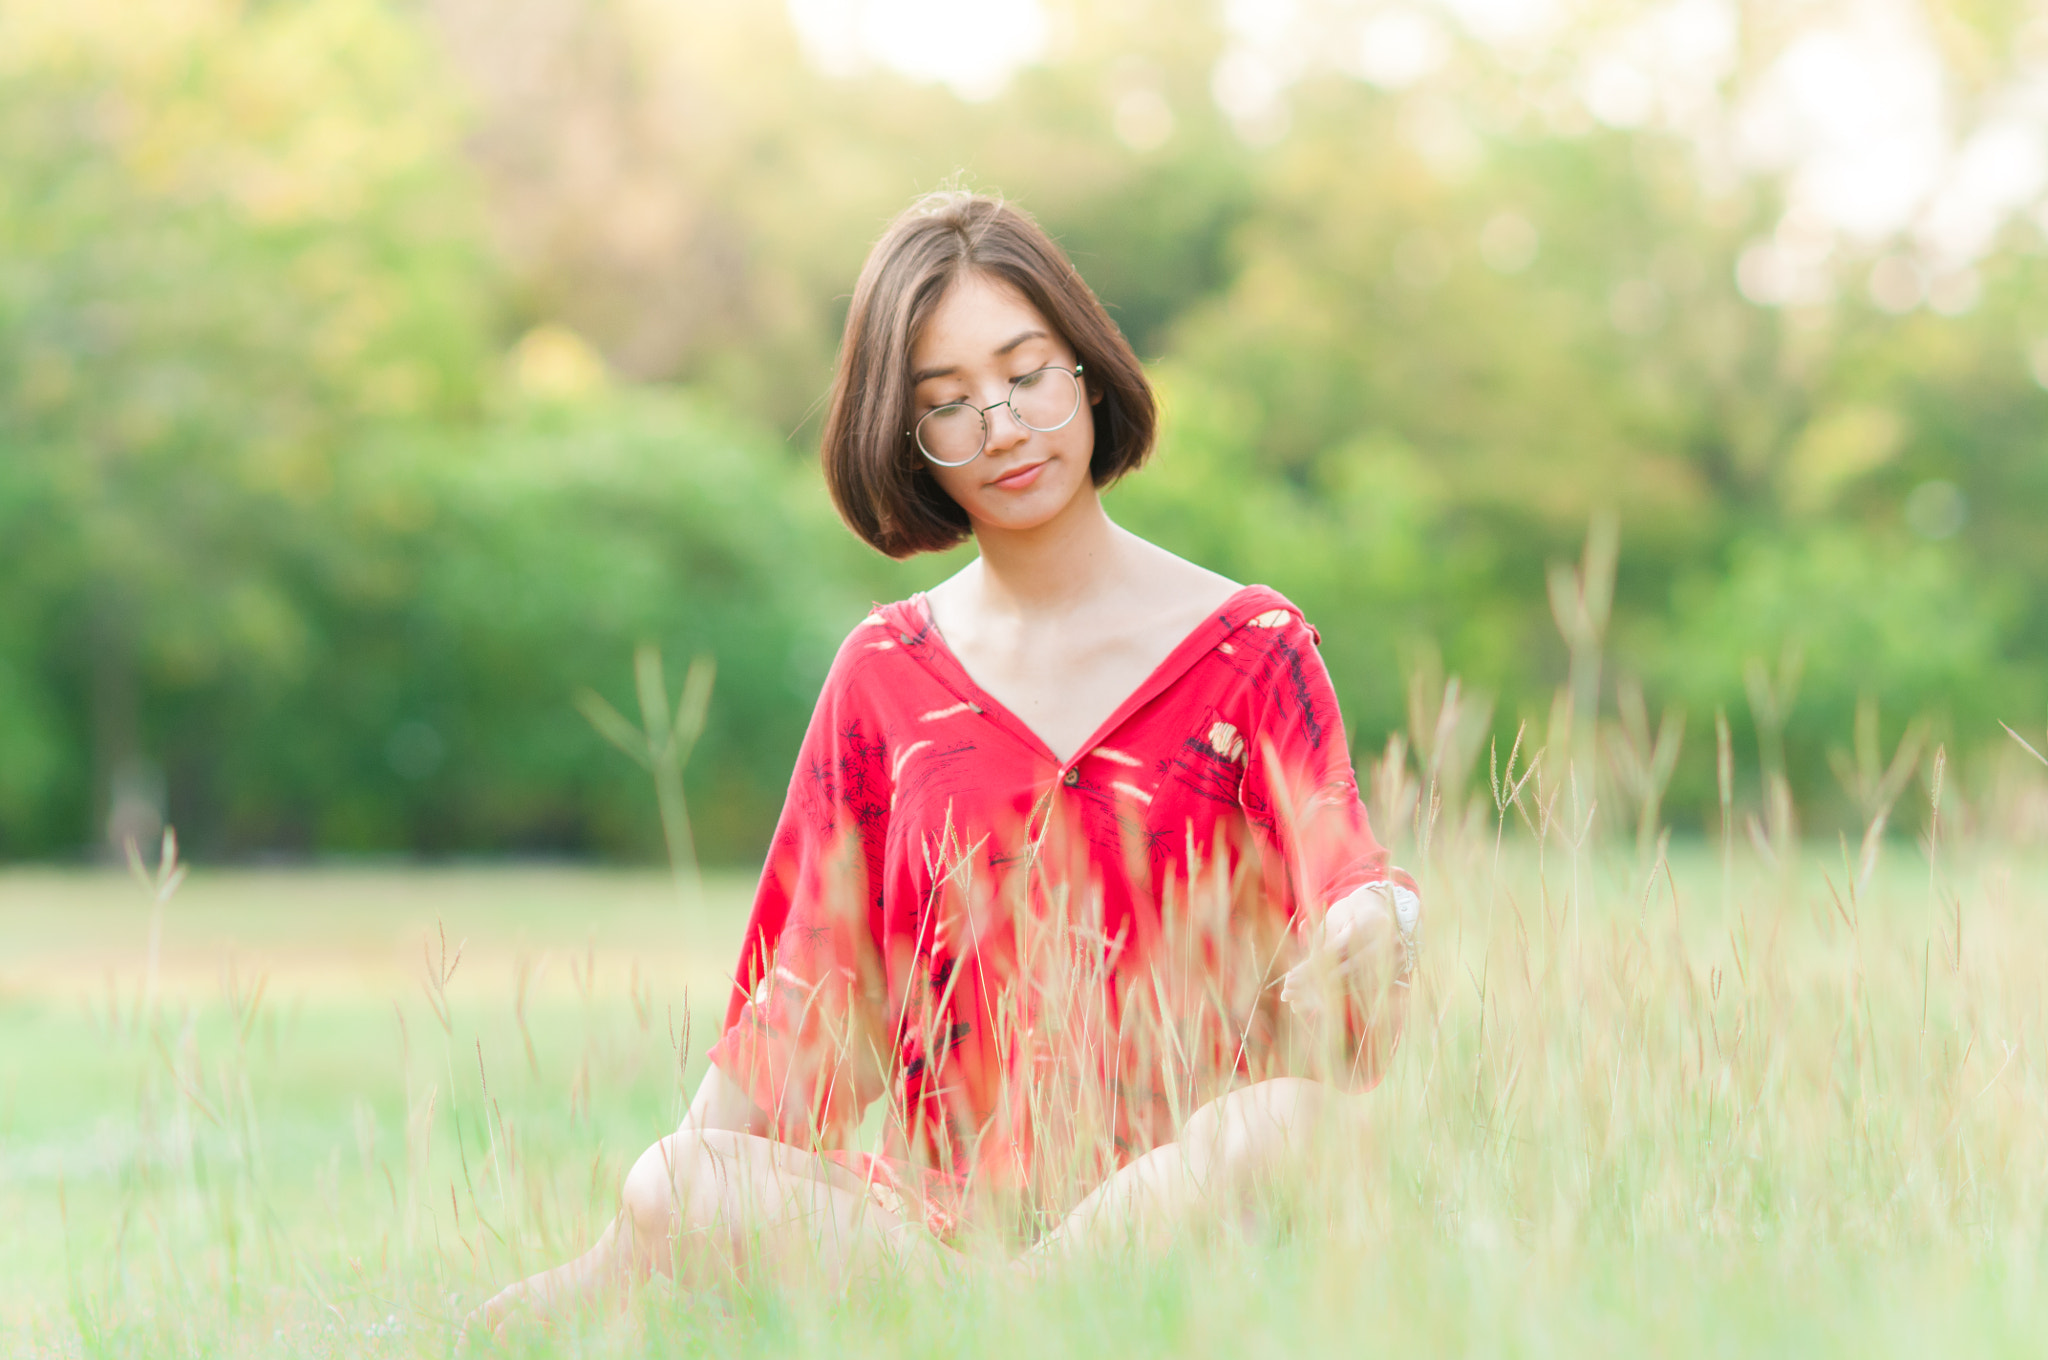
5;0;2047;868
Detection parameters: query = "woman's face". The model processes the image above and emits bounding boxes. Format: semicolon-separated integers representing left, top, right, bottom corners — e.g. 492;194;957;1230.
908;271;1096;534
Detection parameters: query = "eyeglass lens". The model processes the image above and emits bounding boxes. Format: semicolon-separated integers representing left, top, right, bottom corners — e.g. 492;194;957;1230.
915;367;1082;467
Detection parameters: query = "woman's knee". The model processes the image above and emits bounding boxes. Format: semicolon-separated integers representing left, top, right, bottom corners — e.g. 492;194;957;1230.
621;1130;732;1246
622;1134;681;1244
1181;1078;1345;1177
621;1128;844;1250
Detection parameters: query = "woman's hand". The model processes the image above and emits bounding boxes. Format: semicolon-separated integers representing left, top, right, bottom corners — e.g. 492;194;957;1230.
1279;880;1420;1018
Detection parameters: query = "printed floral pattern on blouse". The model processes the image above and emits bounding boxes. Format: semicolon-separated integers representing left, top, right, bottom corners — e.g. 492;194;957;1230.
706;585;1418;1223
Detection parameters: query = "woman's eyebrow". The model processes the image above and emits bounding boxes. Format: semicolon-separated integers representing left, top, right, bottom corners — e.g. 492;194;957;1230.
909;329;1051;386
993;327;1048;356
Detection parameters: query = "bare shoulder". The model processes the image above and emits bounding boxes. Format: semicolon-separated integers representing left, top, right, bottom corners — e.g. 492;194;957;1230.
921;559;982;639
1119;530;1242;623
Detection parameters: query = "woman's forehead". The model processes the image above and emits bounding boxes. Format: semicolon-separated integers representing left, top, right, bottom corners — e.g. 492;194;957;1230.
911;272;1062;371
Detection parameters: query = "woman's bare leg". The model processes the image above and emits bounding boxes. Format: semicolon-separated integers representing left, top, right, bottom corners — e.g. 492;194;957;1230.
469;1129;950;1338
1031;1078;1364;1258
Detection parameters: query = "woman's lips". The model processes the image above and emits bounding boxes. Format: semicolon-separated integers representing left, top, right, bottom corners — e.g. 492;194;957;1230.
989;460;1046;491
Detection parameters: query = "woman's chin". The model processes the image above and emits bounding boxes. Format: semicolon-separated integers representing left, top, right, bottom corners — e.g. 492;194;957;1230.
962;469;1092;535
967;494;1075;536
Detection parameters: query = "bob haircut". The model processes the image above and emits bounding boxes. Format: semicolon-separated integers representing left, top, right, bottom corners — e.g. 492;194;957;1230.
821;192;1157;558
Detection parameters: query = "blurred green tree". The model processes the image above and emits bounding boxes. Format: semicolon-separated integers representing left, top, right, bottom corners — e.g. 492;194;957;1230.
0;0;490;851
3;0;2045;861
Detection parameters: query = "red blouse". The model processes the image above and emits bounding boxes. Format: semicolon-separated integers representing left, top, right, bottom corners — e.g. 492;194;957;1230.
707;584;1412;1218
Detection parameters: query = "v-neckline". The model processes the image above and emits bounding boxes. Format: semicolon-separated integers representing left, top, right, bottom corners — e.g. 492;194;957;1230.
898;584;1280;770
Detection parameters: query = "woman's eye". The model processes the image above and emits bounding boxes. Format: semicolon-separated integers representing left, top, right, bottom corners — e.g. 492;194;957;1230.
927;403;973;422
1013;370;1045;390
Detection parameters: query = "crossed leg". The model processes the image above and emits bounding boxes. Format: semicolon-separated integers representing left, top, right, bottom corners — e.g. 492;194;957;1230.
469;1077;1362;1338
1034;1077;1365;1258
468;1128;950;1339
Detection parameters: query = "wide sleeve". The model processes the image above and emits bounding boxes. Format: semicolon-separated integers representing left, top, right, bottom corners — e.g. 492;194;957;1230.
705;635;894;1146
1237;611;1415;913
1237;610;1421;1083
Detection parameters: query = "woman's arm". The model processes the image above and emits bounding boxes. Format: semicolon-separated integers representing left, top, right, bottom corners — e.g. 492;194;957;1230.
679;1060;775;1136
1233;607;1421;1077
703;620;899;1146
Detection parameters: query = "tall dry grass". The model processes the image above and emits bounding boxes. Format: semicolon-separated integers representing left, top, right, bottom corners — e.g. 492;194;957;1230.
9;533;2048;1355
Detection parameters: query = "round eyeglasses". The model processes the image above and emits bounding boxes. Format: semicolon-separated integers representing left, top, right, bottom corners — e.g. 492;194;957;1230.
910;363;1085;468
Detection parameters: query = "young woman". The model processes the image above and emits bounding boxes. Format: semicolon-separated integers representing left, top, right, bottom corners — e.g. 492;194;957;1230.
474;192;1420;1331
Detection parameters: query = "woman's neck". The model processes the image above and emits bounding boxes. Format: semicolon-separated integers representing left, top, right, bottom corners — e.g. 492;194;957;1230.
966;482;1125;620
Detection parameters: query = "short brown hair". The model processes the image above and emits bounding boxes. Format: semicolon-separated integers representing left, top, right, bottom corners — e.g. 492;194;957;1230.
821;192;1157;558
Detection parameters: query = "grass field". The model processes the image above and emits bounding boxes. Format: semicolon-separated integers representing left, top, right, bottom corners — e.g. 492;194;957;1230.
4;820;2046;1356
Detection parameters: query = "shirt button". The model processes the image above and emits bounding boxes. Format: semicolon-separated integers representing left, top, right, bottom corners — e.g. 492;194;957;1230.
1062;768;1080;787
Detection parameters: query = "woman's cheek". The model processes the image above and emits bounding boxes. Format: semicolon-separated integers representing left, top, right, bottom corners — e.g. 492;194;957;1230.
925;466;976;512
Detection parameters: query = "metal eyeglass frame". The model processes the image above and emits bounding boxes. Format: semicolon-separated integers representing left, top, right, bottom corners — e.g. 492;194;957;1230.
908;363;1086;468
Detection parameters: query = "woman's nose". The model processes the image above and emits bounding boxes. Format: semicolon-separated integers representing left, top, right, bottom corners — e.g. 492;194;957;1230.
983;401;1028;451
